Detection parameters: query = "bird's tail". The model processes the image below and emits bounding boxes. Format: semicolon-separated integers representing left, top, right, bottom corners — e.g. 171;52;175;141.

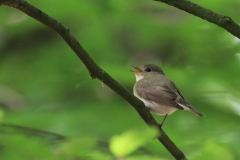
186;105;205;117
177;102;205;117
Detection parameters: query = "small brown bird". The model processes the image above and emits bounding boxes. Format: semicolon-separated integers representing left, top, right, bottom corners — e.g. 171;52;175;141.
131;64;205;127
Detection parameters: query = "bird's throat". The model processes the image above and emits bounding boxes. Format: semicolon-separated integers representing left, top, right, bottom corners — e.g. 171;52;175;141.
135;73;144;81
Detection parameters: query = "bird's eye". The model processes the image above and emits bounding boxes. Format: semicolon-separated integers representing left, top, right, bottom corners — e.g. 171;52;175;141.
145;68;151;72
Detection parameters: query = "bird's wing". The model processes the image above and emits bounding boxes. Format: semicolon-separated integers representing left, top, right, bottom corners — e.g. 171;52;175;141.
177;88;184;100
135;81;184;110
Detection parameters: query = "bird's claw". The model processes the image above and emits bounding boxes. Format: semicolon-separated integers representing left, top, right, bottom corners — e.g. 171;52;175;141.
159;123;163;130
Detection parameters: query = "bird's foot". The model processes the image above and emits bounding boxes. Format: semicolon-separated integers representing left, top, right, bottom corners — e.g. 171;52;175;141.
158;123;163;130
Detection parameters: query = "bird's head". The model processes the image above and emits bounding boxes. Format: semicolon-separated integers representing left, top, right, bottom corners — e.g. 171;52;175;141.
131;64;165;81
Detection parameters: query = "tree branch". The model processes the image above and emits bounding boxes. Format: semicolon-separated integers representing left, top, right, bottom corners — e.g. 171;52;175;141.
0;0;187;159
0;123;66;142
155;0;240;39
0;123;154;155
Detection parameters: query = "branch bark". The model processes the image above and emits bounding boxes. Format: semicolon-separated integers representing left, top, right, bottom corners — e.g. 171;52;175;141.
154;0;240;39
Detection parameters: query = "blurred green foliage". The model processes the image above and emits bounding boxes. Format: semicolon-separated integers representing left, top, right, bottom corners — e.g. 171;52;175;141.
110;127;159;157
0;0;240;159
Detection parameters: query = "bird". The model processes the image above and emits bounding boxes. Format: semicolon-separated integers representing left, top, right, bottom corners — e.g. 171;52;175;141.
131;64;205;127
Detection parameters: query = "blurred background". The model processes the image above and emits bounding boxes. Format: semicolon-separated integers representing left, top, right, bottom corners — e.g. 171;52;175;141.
0;0;240;159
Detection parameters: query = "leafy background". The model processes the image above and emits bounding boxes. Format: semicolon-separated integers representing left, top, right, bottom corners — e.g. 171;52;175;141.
0;0;240;159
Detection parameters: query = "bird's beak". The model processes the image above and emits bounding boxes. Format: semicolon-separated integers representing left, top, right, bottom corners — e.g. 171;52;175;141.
130;65;142;73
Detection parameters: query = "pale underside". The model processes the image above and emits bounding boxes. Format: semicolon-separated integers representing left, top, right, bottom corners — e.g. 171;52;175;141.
134;92;178;115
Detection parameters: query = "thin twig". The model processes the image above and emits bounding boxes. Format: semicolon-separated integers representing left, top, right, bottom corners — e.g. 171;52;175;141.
0;123;66;142
154;0;240;39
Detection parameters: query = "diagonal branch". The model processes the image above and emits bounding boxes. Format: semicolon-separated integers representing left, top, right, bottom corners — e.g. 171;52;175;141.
155;0;240;39
0;0;187;159
0;123;66;141
0;123;153;155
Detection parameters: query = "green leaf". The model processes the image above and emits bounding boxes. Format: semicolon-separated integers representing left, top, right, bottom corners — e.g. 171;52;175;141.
60;136;97;158
110;126;159;157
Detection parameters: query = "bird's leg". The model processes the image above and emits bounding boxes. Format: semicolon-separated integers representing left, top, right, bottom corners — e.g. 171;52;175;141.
159;114;168;129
